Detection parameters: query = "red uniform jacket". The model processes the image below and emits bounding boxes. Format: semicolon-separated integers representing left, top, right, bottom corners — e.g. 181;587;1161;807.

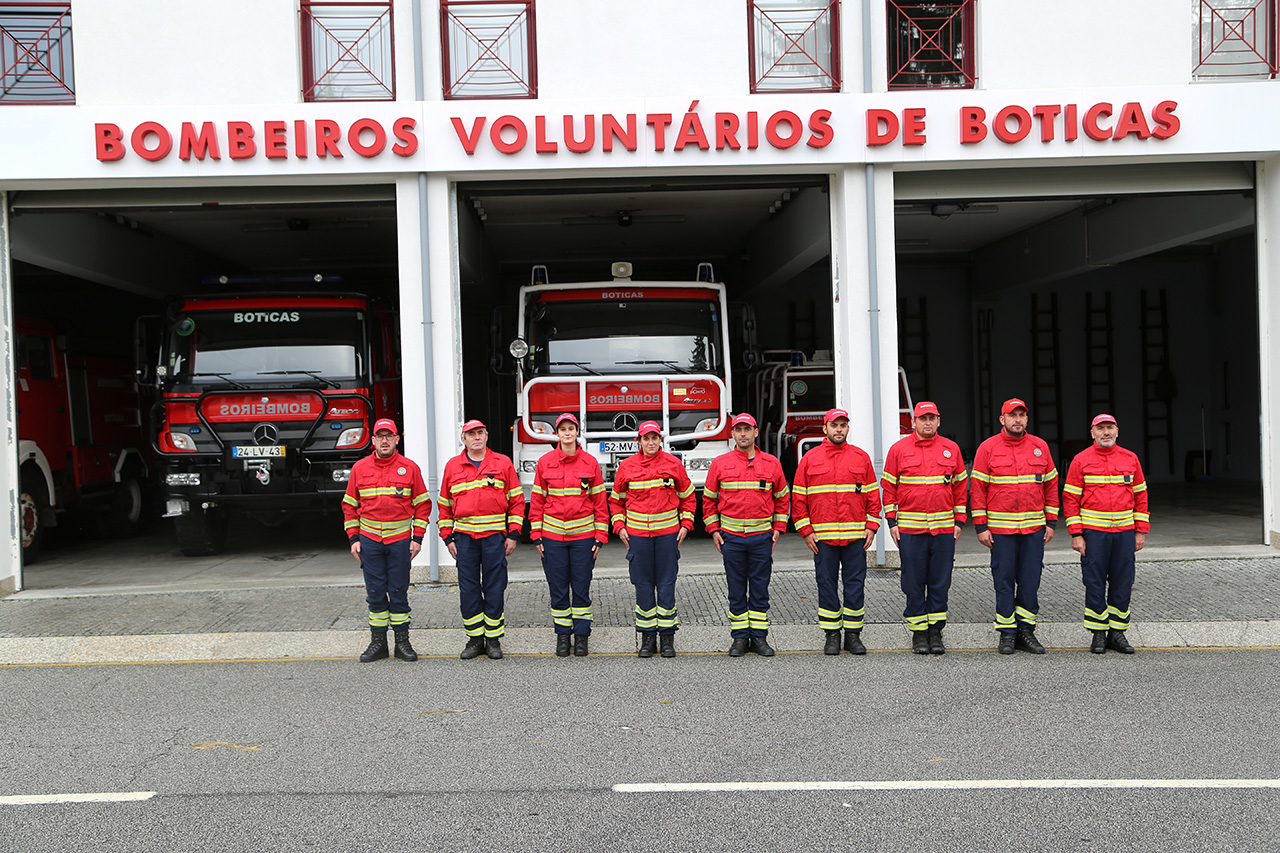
791;439;882;545
969;431;1059;534
608;450;696;537
702;447;789;536
437;449;525;540
1063;443;1150;534
880;433;968;535
529;445;609;543
342;451;431;543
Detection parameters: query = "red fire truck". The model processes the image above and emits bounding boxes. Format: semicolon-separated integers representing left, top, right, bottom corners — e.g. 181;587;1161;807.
503;263;733;489
17;317;153;564
141;292;401;555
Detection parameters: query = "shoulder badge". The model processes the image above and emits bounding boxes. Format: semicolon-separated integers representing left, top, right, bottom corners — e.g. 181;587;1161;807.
397;466;407;475
1033;448;1043;457
942;450;952;458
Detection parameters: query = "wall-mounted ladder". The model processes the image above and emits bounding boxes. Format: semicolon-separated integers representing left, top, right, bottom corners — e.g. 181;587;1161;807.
975;307;995;438
898;295;930;403
1030;293;1063;458
1084;291;1116;417
1140;288;1175;475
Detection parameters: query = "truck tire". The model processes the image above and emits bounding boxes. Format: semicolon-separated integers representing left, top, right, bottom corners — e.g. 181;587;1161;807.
106;474;146;538
175;506;228;556
20;471;48;565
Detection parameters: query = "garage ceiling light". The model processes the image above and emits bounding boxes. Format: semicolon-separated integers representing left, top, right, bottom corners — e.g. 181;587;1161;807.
561;212;686;227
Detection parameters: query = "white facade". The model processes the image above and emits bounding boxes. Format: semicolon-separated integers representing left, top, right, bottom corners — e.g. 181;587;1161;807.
2;0;1278;594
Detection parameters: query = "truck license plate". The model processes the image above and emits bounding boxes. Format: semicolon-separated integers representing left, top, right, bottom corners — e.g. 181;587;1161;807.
232;446;286;458
600;441;637;453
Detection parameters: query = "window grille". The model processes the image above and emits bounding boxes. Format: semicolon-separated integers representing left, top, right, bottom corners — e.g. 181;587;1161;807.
886;0;975;90
442;0;537;99
0;2;73;105
748;0;841;93
301;1;395;102
1194;0;1277;80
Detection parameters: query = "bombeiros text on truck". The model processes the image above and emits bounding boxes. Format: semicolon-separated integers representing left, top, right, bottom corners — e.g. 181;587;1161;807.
137;284;401;556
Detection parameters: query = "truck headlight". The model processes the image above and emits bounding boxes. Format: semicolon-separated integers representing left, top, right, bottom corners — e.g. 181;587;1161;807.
169;431;196;451
336;427;365;448
519;460;537;473
695;418;719;433
332;469;352;482
687;458;713;471
529;420;554;436
509;337;530;358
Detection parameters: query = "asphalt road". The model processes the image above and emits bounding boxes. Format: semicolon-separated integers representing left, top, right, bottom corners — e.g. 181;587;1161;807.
3;649;1277;852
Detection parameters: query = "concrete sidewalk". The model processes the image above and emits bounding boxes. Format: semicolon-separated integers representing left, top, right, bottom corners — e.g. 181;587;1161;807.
3;557;1278;664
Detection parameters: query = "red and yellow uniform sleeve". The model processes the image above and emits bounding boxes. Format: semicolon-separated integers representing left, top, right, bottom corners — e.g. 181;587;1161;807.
791;459;812;538
589;466;609;544
528;461;548;542
951;449;968;526
436;464;457;540
341;476;361;541
1063;454;1085;535
410;466;432;542
504;460;526;535
608;467;630;534
1042;446;1060;523
1133;461;1150;533
969;441;991;528
675;465;696;530
702;460;723;534
772;467;790;533
880;444;901;525
861;451;883;533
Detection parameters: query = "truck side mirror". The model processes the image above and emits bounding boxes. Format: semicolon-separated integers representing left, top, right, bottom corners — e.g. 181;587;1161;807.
134;315;161;385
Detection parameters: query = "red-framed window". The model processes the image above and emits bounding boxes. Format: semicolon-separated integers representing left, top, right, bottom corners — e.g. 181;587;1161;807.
1194;0;1278;79
441;0;537;100
748;0;841;93
301;0;395;102
0;2;73;105
886;0;975;90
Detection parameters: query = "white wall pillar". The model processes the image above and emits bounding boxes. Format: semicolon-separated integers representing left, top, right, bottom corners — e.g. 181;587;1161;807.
1256;159;1278;546
0;191;22;595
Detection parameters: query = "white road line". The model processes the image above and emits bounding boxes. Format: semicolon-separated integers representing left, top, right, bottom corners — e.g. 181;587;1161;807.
613;779;1280;793
0;791;157;805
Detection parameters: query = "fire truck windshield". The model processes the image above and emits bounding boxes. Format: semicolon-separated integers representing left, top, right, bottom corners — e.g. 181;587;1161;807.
164;309;364;387
529;299;721;376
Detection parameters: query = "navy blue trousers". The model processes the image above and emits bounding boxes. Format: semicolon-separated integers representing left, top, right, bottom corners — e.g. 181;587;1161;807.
814;540;868;631
722;531;774;638
359;535;411;632
991;531;1045;634
627;532;680;635
541;538;596;635
898;531;954;631
456;532;509;638
1081;529;1136;631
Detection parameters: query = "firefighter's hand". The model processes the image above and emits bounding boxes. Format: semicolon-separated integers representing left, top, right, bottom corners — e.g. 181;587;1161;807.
1043;526;1056;545
977;530;994;549
676;527;688;548
535;542;544;558
889;526;900;545
592;542;602;558
349;539;361;563
802;532;819;554
1135;532;1146;552
1071;535;1086;556
504;537;517;557
408;540;421;559
863;531;876;552
712;531;724;553
953;526;962;541
617;529;630;548
771;530;781;551
446;541;459;560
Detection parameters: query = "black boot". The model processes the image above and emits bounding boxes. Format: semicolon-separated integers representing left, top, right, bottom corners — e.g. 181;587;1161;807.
1015;625;1045;655
638;633;657;658
824;630;842;655
1090;630;1108;654
1106;629;1135;654
728;637;750;657
360;630;389;662
460;636;486;659
485;638;503;660
659;634;676;658
844;630;867;655
927;624;946;655
750;636;776;657
998;632;1016;655
574;635;589;657
912;630;930;654
393;629;418;662
555;634;572;657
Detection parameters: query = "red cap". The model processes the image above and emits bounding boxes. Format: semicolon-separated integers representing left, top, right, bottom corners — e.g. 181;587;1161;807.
730;413;757;428
461;419;486;433
824;408;850;424
372;418;398;435
637;420;661;437
1091;413;1117;427
1001;398;1028;415
555;412;579;428
912;402;939;418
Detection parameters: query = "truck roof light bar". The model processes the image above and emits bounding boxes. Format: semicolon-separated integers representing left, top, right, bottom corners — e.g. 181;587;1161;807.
531;264;549;285
696;262;714;282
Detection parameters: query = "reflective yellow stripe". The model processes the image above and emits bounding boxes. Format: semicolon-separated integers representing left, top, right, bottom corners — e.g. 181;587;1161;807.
718;514;774;534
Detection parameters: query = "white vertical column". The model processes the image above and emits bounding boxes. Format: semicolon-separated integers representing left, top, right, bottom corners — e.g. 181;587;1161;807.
0;192;21;594
830;165;900;562
1256;159;1278;546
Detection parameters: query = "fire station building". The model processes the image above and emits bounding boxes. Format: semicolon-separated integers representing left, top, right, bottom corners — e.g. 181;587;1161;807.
2;0;1279;594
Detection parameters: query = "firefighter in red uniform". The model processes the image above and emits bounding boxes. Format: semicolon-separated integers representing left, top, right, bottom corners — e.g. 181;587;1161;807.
881;402;967;655
609;420;696;658
438;419;525;661
971;398;1059;656
704;413;789;657
342;418;432;663
1063;413;1150;655
791;408;881;655
529;413;609;657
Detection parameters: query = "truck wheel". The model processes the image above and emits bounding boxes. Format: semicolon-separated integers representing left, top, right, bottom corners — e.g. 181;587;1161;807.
20;472;48;565
175;506;228;556
106;474;146;538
